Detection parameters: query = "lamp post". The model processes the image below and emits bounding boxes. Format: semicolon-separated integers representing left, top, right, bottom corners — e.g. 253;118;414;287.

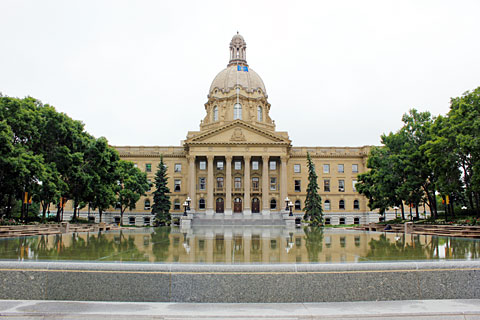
284;197;290;211
183;201;188;216
393;206;399;219
288;201;294;217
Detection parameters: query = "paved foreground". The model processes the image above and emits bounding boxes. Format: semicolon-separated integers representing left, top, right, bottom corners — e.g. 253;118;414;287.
0;299;479;319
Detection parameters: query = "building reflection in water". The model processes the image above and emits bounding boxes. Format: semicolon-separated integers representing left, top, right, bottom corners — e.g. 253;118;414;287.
1;226;480;263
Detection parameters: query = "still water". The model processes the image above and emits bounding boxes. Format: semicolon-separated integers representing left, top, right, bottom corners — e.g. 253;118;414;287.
1;226;479;263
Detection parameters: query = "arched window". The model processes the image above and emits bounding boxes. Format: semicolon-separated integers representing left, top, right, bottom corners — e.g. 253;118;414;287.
339;217;346;225
339;200;345;210
353;199;360;210
213;106;218;121
295;200;301;210
199;198;206;210
270;198;277;210
257;106;263;122
144;199;151;210
324;200;330;211
234;103;242;120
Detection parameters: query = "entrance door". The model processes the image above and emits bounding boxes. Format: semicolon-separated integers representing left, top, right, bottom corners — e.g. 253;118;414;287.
234;197;242;213
252;197;260;213
216;198;224;213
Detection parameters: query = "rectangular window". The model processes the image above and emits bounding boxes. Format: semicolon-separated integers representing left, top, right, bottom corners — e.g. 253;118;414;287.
217;161;224;170
339;179;345;192
270;161;276;170
352;164;358;173
234;161;242;170
252;161;259;170
252;177;259;190
293;164;301;173
174;163;181;172
146;163;152;172
338;164;344;173
270;177;277;190
216;177;224;189
352;179;357;192
294;180;301;192
324;179;330;192
199;177;206;190
174;179;181;192
199;161;206;170
323;164;330;174
234;177;242;189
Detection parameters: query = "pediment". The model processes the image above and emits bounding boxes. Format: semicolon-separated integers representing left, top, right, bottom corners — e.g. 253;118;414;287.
186;121;290;145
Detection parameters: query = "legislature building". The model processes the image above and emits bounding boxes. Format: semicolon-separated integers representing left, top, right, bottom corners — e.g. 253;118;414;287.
66;33;383;226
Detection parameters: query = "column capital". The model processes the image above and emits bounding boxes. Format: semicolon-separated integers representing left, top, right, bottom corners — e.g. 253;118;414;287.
225;155;233;161
262;155;269;161
280;155;289;162
244;155;251;161
207;155;214;162
187;155;196;162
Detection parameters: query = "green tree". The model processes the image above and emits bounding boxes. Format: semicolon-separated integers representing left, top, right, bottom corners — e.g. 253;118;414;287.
115;160;149;225
303;153;323;225
151;156;171;225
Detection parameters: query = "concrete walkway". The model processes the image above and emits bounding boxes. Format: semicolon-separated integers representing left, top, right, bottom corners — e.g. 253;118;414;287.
1;299;479;319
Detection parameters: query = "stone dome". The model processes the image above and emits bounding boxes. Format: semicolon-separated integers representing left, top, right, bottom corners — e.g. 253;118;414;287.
209;33;267;94
209;65;267;94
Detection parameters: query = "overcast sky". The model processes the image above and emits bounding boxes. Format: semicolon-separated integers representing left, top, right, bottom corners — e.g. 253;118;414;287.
1;0;479;147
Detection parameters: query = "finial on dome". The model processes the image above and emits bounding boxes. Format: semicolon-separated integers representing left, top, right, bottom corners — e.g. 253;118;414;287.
228;32;247;67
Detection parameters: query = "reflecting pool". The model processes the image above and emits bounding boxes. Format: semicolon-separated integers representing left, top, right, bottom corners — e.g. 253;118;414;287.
1;226;480;263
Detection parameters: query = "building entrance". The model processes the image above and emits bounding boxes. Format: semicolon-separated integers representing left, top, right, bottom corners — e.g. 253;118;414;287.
234;198;242;213
216;198;224;213
252;197;260;213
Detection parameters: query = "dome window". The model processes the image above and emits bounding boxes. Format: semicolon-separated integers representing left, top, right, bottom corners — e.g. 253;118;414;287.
213;106;218;121
257;106;263;122
234;103;242;120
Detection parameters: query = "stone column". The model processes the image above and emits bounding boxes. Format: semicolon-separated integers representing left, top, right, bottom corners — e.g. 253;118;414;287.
225;155;232;216
262;155;270;216
206;155;214;216
188;155;196;212
280;156;288;212
244;155;251;215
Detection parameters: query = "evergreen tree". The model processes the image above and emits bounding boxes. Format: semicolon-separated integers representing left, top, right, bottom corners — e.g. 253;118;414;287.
303;152;323;225
151;156;171;225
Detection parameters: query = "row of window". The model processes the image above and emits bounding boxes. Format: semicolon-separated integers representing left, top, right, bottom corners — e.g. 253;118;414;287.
164;177;358;193
143;162;359;174
212;105;264;122
152;198;361;211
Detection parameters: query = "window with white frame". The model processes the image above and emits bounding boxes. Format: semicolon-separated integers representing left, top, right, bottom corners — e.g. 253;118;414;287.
234;161;241;170
324;200;331;210
199;177;206;190
174;163;181;172
217;161;224;170
269;161;276;170
353;199;360;210
324;179;330;192
295;200;301;210
216;177;224;189
252;161;259;170
199;161;206;170
338;164;344;173
257;106;263;121
338;180;345;192
294;180;301;192
174;179;181;192
294;164;301;173
352;179;357;192
323;164;330;174
213;106;218;121
199;198;206;209
252;177;259;190
270;177;277;190
339;200;345;210
234;103;242;120
352;164;358;173
234;177;242;189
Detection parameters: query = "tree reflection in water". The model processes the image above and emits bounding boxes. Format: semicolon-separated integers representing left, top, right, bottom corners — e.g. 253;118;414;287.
304;227;324;262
